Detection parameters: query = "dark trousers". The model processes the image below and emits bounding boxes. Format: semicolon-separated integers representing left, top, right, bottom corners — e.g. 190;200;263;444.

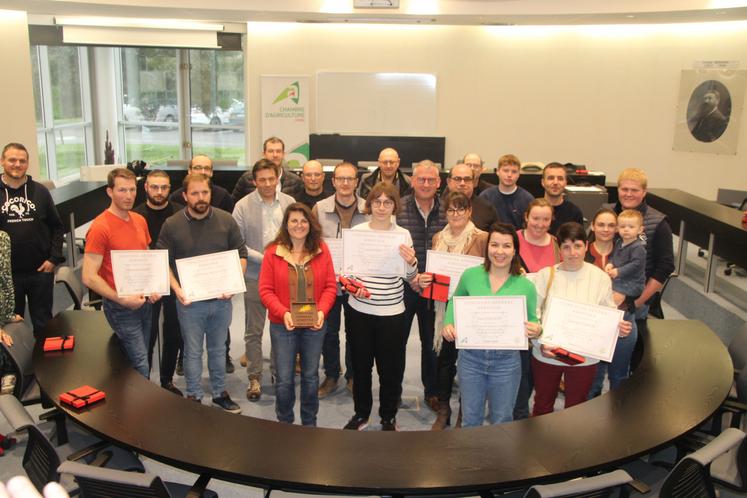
402;287;438;398
321;294;353;380
513;348;534;420
13;271;54;338
435;339;457;402
147;294;182;386
347;306;407;421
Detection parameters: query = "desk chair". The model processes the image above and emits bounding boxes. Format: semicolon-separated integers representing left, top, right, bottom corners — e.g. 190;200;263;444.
0;320;39;404
58;460;217;498
524;470;634;498
55;266;102;311
0;395;144;495
647;273;677;320
625;428;746;497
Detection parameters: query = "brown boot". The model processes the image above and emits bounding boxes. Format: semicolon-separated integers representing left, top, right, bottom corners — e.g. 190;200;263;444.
431;401;451;431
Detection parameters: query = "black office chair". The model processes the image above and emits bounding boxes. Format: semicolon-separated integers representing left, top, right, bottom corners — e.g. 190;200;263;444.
647;273;677;320
0;320;40;405
523;470;634;497
625;427;746;497
0;394;145;494
54;266;102;311
58;460;217;498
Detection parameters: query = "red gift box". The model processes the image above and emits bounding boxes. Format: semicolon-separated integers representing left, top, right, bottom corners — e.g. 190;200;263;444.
43;335;75;352
339;276;371;299
419;273;451;302
551;348;586;366
59;385;106;409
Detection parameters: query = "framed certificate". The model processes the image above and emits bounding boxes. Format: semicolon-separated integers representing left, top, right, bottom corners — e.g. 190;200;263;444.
175;250;246;302
454;296;528;350
111;250;170;297
341;229;408;277
425;250;483;298
539;296;624;362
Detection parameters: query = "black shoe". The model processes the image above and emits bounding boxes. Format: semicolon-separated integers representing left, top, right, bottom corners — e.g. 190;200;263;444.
381;418;398;431
343;414;369;431
212;391;241;414
176;358;184;376
161;382;183;397
226;355;235;374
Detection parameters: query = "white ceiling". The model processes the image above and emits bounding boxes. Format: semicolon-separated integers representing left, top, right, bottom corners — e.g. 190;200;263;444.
10;0;747;25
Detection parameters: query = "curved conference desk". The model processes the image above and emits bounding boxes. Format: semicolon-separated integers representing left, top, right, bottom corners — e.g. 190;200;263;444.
34;311;731;496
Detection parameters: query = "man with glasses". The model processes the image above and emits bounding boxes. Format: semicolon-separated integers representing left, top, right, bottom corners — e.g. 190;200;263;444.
312;162;369;398
442;163;500;231
288;160;334;209
396;160;447;412
232;159;295;401
462;153;493;196
358;147;412;200
169;154;236;373
231;137;302;202
133;170;183;396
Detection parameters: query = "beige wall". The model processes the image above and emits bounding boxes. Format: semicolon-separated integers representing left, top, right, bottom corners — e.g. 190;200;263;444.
0;10;39;177
246;22;747;200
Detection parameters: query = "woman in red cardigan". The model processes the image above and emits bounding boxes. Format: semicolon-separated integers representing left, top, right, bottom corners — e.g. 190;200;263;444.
259;202;337;426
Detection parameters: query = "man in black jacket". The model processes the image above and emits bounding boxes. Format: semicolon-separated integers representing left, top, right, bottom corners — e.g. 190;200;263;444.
441;162;500;231
396;160;446;412
358;147;412;200
0;143;64;336
231;137;301;202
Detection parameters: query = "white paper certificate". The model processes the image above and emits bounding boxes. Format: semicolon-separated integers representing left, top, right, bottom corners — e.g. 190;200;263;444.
454;296;528;350
341;229;408;277
539;296;624;362
323;238;343;275
425;250;484;297
111;250;170;297
175;250;247;302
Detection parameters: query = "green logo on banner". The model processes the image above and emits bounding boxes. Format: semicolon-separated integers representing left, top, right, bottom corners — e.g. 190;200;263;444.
273;81;300;105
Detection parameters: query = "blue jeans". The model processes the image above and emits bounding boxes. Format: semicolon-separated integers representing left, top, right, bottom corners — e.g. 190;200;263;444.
589;311;638;398
458;349;521;427
321;295;353;380
176;299;232;399
103;298;152;378
270;322;326;426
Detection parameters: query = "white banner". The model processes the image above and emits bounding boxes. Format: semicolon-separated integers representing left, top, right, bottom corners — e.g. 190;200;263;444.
261;75;310;169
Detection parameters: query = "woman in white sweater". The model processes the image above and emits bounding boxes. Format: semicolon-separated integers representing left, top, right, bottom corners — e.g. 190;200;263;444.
531;222;632;416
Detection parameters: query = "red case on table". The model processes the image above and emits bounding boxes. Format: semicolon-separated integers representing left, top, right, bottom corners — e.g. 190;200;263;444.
59;385;106;409
43;335;75;352
419;272;451;302
339;276;371;298
551;348;585;366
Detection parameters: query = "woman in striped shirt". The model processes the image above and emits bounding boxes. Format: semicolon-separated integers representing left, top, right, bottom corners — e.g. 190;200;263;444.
343;182;418;432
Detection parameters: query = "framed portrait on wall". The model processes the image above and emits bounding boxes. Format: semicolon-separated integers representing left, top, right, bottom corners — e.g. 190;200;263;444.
672;69;746;154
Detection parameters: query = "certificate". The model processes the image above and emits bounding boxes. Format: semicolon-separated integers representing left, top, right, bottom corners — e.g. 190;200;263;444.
111;250;170;297
175;250;246;302
454;296;528;350
425;250;484;297
323;238;343;275
341;229;408;277
539;296;624;362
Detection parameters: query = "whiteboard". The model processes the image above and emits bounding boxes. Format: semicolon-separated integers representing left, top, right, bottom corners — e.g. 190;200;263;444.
316;72;437;135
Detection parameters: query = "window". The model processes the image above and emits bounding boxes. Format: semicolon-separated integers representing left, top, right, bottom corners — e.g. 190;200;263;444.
117;47;245;165
30;45;93;180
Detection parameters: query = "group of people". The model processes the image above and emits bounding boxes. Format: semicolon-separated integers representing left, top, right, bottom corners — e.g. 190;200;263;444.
0;138;676;433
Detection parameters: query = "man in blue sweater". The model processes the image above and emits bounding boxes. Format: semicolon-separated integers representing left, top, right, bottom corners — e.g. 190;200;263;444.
479;154;534;229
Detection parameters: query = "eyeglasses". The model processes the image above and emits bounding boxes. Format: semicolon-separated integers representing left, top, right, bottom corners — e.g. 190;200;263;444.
446;207;467;216
147;185;170;191
415;177;438;186
333;176;357;184
449;176;473;183
465;163;482;170
372;200;394;208
191;165;212;172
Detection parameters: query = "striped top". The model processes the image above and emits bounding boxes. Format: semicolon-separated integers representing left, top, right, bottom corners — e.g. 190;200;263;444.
347;222;418;316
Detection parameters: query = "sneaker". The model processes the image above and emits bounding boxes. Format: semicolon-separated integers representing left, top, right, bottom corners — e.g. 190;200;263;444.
161;382;183;397
226;355;235;374
381;418;399;431
246;379;262;402
345;378;354;394
212;391;241;414
239;353;248;367
186;394;201;403
343;414;369;431
0;374;16;395
318;376;339;399
176;358;184;376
